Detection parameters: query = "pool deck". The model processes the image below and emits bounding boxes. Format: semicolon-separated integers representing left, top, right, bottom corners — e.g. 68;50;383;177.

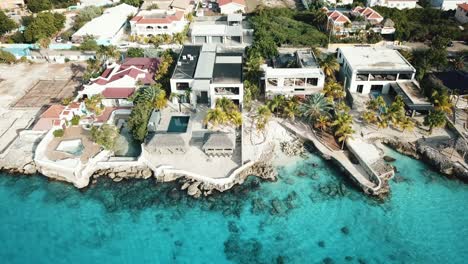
146;105;242;179
46;126;101;163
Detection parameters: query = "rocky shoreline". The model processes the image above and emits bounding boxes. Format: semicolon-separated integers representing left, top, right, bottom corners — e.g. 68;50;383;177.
381;138;468;182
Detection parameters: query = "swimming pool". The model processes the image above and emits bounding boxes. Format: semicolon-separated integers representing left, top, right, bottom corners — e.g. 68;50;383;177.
55;139;84;156
167;116;190;133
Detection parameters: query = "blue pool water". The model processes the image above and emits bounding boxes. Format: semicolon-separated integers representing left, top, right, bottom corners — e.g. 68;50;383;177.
167;116;190;133
0;148;467;263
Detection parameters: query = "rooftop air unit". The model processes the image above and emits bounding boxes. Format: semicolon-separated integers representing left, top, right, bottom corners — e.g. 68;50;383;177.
182;55;187;60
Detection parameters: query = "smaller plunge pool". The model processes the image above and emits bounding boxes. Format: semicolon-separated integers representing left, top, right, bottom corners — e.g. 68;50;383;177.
56;139;84;156
167;116;190;133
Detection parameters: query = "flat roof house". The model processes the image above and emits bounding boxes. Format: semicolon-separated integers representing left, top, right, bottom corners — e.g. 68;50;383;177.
77;0;121;7
130;10;187;36
218;0;246;14
338;46;432;114
367;0;418;10
72;3;138;45
261;50;325;98
170;44;243;109
431;0;468;10
189;15;244;45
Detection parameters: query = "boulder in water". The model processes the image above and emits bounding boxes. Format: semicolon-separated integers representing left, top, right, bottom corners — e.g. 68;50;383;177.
341;226;350;235
383;156;396;162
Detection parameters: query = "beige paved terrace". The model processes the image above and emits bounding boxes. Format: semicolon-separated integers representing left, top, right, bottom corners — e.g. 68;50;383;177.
0;63;85;153
46;126;101;163
146;105;242;179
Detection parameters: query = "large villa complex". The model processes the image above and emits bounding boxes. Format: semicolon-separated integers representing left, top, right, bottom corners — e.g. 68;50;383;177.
170;44;244;108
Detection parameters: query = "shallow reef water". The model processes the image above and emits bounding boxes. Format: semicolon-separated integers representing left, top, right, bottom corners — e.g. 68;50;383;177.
0;148;468;264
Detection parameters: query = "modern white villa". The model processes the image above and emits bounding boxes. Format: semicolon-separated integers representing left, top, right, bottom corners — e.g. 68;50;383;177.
367;0;418;9
261;50;325;98
130;10;187;36
189;15;245;45
431;0;468;10
170;44;244;109
71;3;138;45
337;46;416;95
338;46;433;116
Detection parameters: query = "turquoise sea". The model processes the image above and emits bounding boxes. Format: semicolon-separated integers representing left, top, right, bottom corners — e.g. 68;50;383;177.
0;148;467;264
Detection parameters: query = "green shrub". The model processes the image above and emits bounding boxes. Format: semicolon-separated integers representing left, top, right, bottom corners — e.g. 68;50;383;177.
90;124;119;150
61;97;73;106
64;58;70;63
71;115;80;126
53;129;64;137
0;50;16;64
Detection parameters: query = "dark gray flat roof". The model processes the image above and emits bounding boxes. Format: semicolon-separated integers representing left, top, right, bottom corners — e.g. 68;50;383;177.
172;45;202;79
213;63;242;84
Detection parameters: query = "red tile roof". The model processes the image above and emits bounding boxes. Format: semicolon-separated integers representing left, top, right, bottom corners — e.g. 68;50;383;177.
353;6;383;21
458;3;468;12
218;0;245;6
131;11;184;24
92;58;159;86
69;102;81;109
41;105;65;119
327;10;351;24
102;88;135;99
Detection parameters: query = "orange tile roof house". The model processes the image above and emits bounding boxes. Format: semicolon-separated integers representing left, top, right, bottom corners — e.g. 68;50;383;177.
352;6;384;24
326;10;351;36
130;10;187;36
218;0;246;14
32;105;65;131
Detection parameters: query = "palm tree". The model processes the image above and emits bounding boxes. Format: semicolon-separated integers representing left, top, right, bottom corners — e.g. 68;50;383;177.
432;90;453;115
245;52;264;80
318;54;339;80
215;97;242;127
282;97;300;120
267;95;285;115
362;110;377;125
216;97;237;113
150;35;164;47
310;46;322;58
366;98;379;111
204;107;228;128
376;96;387;109
450;55;465;71
173;32;186;45
332;112;353;130
229;110;242;127
323;81;346;101
314;115;330;132
335;124;355;150
299;93;333;123
424;110;447;134
399;116;415;133
250;105;271;144
97;45;120;62
161;34;172;44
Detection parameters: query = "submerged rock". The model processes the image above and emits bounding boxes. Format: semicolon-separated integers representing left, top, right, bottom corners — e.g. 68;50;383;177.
318;240;325;248
271;199;286;215
322;257;334;264
345;256;353;261
341;226;350;235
